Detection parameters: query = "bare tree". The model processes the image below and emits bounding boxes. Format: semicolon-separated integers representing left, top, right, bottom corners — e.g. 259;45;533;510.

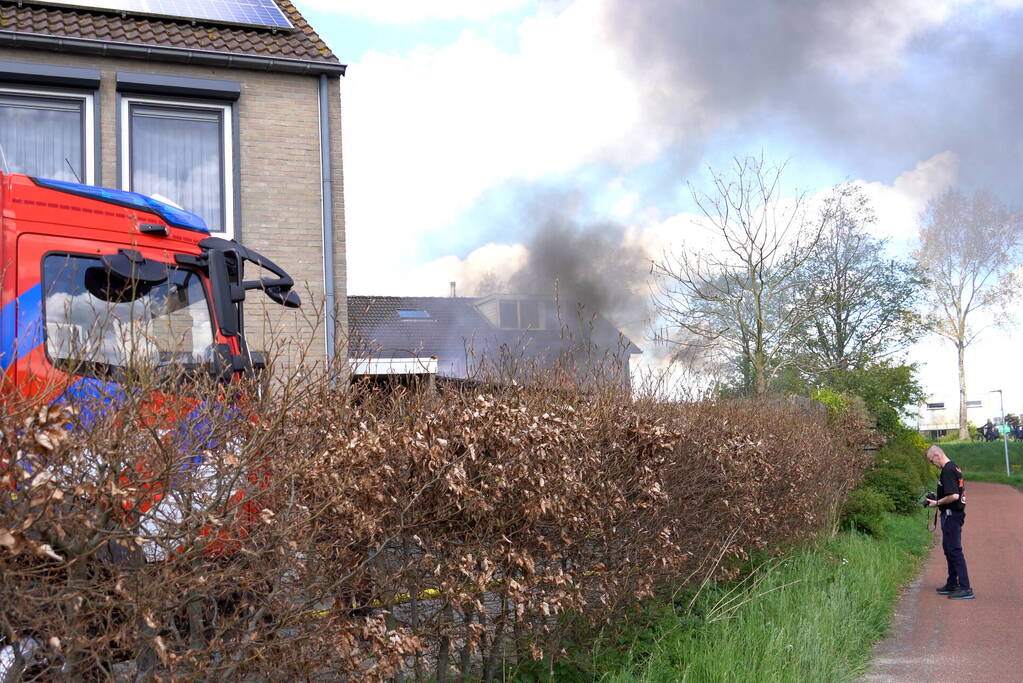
794;184;924;376
653;156;830;395
914;189;1022;439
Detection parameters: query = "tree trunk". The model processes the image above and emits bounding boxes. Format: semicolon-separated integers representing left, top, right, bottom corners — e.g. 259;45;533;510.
958;342;969;440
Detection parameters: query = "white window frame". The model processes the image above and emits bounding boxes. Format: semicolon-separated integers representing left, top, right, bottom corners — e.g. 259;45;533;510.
120;96;234;238
0;86;95;185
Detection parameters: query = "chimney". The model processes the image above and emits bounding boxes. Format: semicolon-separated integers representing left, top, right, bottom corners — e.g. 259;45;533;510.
450;281;457;298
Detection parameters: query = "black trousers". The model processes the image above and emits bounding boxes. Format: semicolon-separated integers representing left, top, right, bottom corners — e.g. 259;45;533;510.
941;509;970;589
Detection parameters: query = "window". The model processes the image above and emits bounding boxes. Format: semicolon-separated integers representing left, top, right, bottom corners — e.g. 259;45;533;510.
43;254;215;376
965;400;982;408
926;402;945;410
499;301;519;329
498;299;548;330
519;300;539;329
544;301;557;330
121;97;233;236
0;88;94;183
397;309;430;319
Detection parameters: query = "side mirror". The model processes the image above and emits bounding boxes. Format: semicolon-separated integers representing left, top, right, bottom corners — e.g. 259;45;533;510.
208;250;240;337
265;287;301;309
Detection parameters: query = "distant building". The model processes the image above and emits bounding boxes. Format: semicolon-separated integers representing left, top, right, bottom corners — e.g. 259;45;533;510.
917;397;989;439
348;295;641;388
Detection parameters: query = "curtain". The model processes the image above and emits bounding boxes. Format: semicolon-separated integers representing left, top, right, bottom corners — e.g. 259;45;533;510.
131;105;223;232
0;94;83;182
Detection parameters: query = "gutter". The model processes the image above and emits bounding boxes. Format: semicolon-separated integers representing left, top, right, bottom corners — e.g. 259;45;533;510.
318;74;337;366
0;30;347;76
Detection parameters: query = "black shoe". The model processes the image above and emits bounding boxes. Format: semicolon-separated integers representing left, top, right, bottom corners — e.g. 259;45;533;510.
948;588;975;600
936;584;958;594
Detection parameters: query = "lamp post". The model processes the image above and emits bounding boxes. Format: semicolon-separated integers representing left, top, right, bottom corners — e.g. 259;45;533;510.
992;389;1011;477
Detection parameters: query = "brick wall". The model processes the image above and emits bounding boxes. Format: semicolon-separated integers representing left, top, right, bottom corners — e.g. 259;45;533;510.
0;48;346;370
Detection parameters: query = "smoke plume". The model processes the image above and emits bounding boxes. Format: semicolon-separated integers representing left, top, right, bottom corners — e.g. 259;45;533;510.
601;0;1023;195
465;208;652;344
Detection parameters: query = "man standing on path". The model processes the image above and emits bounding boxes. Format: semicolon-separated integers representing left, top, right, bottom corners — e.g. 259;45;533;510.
926;445;975;600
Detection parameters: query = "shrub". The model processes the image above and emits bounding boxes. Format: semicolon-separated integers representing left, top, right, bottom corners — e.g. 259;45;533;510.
841;487;894;536
812;387;848;420
874;430;933;488
0;364;878;680
863;467;919;513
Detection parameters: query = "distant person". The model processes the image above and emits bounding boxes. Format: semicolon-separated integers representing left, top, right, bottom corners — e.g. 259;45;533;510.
981;420;996;441
926;445;974;599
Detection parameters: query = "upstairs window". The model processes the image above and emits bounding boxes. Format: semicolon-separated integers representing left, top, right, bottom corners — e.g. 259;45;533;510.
965;400;982;408
498;299;550;330
926;402;945;410
0;89;94;183
122;98;234;236
499;301;518;329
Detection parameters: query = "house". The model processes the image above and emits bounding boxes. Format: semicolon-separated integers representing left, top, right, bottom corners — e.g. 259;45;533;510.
0;0;345;369
916;397;989;439
348;294;642;389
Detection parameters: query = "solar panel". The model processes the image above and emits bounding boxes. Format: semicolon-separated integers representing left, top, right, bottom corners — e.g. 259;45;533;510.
29;0;294;30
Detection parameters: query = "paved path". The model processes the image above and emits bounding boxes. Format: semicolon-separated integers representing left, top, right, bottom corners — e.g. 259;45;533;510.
862;482;1023;683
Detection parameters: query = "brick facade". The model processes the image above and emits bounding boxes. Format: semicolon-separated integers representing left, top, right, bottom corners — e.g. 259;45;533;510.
0;47;346;369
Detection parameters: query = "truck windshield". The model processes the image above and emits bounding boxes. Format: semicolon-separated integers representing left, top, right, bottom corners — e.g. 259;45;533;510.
42;254;215;374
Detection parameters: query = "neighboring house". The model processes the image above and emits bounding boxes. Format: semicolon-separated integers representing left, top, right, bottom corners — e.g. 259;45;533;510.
348;294;642;388
0;0;345;368
917;397;989;439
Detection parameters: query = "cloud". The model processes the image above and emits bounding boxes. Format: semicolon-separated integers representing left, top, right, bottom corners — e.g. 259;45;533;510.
342;2;655;295
298;0;531;23
853;151;960;246
599;0;1023;192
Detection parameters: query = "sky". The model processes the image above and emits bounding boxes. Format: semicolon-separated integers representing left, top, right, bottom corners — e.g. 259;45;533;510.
294;0;1023;417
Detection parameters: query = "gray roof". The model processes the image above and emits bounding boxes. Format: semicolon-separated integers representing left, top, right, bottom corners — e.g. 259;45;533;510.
348;295;640;377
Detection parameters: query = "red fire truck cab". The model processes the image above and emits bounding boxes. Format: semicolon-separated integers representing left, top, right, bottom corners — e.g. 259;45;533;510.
0;171;300;403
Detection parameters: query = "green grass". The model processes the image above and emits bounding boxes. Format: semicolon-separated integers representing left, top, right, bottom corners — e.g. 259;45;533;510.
937;441;1023;477
520;512;932;682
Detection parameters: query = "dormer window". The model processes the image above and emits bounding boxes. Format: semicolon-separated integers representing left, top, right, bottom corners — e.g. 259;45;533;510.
397;309;430;319
497;299;551;330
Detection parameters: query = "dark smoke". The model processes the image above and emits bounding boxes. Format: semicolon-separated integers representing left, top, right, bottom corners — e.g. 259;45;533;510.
601;0;1023;195
470;207;652;343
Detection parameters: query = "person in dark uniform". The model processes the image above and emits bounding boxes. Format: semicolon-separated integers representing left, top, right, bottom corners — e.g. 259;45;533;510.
925;445;974;599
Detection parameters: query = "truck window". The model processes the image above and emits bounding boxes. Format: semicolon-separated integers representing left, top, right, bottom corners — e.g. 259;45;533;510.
42;254;215;375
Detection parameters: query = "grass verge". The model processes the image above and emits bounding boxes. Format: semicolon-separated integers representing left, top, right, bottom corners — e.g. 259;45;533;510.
938;441;1023;475
519;511;932;682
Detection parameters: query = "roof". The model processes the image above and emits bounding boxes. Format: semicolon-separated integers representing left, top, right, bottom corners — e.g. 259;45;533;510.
0;0;339;66
348;295;641;374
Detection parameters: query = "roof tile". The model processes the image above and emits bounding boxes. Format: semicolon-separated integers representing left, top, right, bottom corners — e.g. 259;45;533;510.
0;0;339;64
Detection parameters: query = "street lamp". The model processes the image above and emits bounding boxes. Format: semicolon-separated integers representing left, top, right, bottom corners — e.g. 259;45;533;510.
991;389;1011;477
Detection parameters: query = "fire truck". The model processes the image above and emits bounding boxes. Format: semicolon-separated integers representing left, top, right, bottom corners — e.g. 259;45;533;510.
1;171;303;562
1;171;300;401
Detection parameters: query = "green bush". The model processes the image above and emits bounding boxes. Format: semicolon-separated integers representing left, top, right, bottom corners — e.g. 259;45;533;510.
840;487;894;536
874;430;934;488
863;468;919;513
812;388;848;420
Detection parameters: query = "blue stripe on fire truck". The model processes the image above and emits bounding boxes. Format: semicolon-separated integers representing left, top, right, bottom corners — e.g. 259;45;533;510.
0;283;43;371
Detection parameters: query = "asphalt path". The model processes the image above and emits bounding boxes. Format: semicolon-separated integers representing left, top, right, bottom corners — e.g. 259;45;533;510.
862;481;1023;682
